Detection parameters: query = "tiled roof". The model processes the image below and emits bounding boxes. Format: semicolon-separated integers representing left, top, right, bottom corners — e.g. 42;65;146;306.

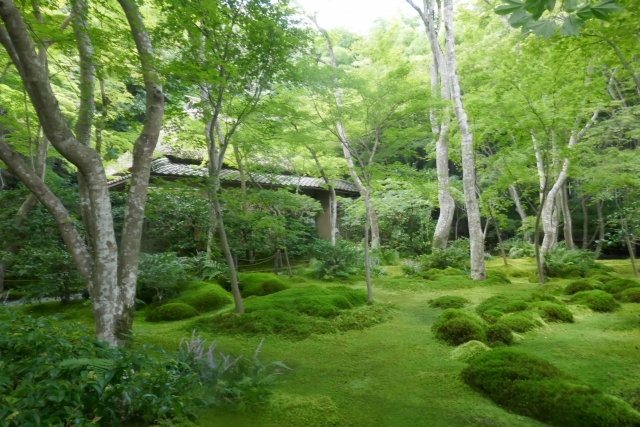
108;157;359;194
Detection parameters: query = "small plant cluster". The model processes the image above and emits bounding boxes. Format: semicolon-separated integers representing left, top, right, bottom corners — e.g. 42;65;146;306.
501;237;535;259
418;239;471;271
194;286;392;339
462;348;640;427
543;246;610;279
309;239;365;280
563;276;640;311
0;314;203;426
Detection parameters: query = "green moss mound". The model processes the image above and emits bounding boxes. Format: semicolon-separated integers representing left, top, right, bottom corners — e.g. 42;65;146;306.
571;290;620;312
486;324;513;347
529;292;560;303
497;312;543;333
422;267;463;280
616;287;640;303
462;348;640;427
530;301;574;323
565;279;597;295
146;303;198;322
193;286;390;339
432;309;486;346
481;309;504;324
476;295;528;315
588;274;616;284
428;295;469;309
450;340;491;362
485;271;511;285
174;282;232;312
602;279;640;295
236;273;289;297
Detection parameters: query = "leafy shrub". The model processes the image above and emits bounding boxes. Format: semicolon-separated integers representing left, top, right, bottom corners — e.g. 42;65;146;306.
616;287;640;303
544;247;601;278
371;248;400;266
530;302;574;323
184;253;228;282
400;258;421;276
137;252;188;303
502;237;536;259
432;309;486;346
175;282;232;312
476;295;528;315
486;324;513;346
146;303;199;322
238;273;289;297
481;309;504;324
601;279;640;295
462;348;640;427
309;239;363;279
194;287;390;339
418;241;470;271
429;295;468;309
497;312;543;333
450;340;491;362
570;290;620;312
565;279;597;295
0;314;202;426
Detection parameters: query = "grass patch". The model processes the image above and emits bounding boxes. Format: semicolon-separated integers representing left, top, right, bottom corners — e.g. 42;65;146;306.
462;348;640;427
174;282;232;313
19;300;94;324
428;295;468;309
570;290;620;312
146;303;198;322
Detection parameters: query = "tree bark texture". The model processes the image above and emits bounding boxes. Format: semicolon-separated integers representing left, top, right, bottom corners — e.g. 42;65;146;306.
443;0;485;280
560;183;574;249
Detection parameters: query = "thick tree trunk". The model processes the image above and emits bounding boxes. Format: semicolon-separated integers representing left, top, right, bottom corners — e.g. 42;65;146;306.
443;0;485;280
560;183;574;249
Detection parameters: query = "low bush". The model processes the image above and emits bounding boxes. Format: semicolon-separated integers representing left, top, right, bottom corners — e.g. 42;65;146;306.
570;290;620;312
601;279;640;295
530;302;574;323
0;314;202;426
193;286;390;339
544;246;601;278
501;238;535;259
146;303;199;322
577;287;621;310
616;287;640;303
137;252;188;303
462;348;640;427
174;282;232;313
432;309;486;346
565;279;597;295
371;248;400;266
418;239;470;271
428;295;469;309
237;273;289;297
309;239;364;279
450;340;491;362
486;324;513;347
496;312;543;333
481;309;504;324
476;295;528;315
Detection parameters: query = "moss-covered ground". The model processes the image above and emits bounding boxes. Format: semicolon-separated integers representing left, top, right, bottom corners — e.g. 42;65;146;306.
16;258;640;426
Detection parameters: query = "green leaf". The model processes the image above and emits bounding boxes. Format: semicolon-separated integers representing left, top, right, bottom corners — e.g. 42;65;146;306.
575;4;593;19
591;0;623;20
527;18;557;38
508;9;532;27
546;0;556;12
495;3;524;15
562;0;577;12
560;14;585;35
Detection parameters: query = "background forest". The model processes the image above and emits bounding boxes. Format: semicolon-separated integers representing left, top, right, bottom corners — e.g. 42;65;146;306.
0;0;639;425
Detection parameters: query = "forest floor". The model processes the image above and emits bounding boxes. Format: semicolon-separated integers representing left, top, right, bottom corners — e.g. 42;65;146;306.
19;258;640;427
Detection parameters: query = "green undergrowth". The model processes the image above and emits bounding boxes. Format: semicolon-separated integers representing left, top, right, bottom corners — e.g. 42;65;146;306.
616;287;640;303
19;300;94;324
376;270;510;291
146;303;199;322
602;278;640;295
218;273;290;297
462;348;640;427
191;286;393;339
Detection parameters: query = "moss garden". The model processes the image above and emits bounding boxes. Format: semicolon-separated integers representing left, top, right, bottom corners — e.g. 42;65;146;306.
5;259;640;427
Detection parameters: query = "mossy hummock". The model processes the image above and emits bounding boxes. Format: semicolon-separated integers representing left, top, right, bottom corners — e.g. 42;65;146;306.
146;303;198;322
428;295;469;309
530;301;574;323
432;309;486;346
174;282;232;312
570;290;620;312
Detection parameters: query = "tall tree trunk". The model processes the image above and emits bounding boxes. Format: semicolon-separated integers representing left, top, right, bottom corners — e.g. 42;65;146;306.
560;183;574;249
443;0;485;280
582;196;589;249
95;78;107;157
595;200;605;253
364;188;373;304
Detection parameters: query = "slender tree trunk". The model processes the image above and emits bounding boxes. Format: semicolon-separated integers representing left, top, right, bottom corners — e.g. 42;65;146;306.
483;218;490;240
560;183;574;249
624;234;638;278
595;200;605;253
491;214;507;266
95;78;107;157
307;145;339;245
364;188;373;304
582;196;589;249
282;239;292;278
443;0;485;280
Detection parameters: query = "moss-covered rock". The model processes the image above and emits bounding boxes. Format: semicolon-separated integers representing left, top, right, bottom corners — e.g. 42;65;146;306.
146;303;198;322
476;295;528;315
428;295;469;309
450;340;491;362
462;348;640;427
565;279;597;295
174;282;232;312
486;324;513;347
432;309;486;346
570;290;620;312
616;287;640;303
496;312;543;333
601;279;640;295
530;301;574;323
